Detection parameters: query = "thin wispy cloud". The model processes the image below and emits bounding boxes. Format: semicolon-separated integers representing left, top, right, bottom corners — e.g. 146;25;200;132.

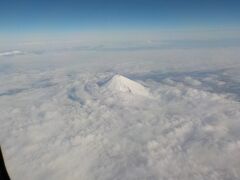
0;50;23;57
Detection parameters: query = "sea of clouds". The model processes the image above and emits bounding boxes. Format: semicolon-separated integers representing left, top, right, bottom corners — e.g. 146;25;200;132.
0;40;240;180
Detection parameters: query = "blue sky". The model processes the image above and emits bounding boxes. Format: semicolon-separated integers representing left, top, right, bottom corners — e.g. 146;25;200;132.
1;0;240;35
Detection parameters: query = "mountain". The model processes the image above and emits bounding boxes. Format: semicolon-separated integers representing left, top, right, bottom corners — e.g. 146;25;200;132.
103;74;150;97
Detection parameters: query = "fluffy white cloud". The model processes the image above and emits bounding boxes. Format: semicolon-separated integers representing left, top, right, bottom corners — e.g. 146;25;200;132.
0;45;240;180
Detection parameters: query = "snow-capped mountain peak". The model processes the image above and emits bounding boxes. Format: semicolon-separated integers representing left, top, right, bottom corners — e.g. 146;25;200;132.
104;74;150;97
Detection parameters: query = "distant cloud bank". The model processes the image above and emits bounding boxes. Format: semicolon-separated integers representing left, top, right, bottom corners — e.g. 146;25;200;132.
0;50;23;57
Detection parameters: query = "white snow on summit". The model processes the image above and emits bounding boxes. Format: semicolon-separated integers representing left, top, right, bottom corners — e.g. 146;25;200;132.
103;74;150;97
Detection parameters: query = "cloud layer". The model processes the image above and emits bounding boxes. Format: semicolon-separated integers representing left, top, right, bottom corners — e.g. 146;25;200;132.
0;44;240;180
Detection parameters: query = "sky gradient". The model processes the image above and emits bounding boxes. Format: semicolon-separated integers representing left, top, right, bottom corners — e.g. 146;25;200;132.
1;0;240;35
